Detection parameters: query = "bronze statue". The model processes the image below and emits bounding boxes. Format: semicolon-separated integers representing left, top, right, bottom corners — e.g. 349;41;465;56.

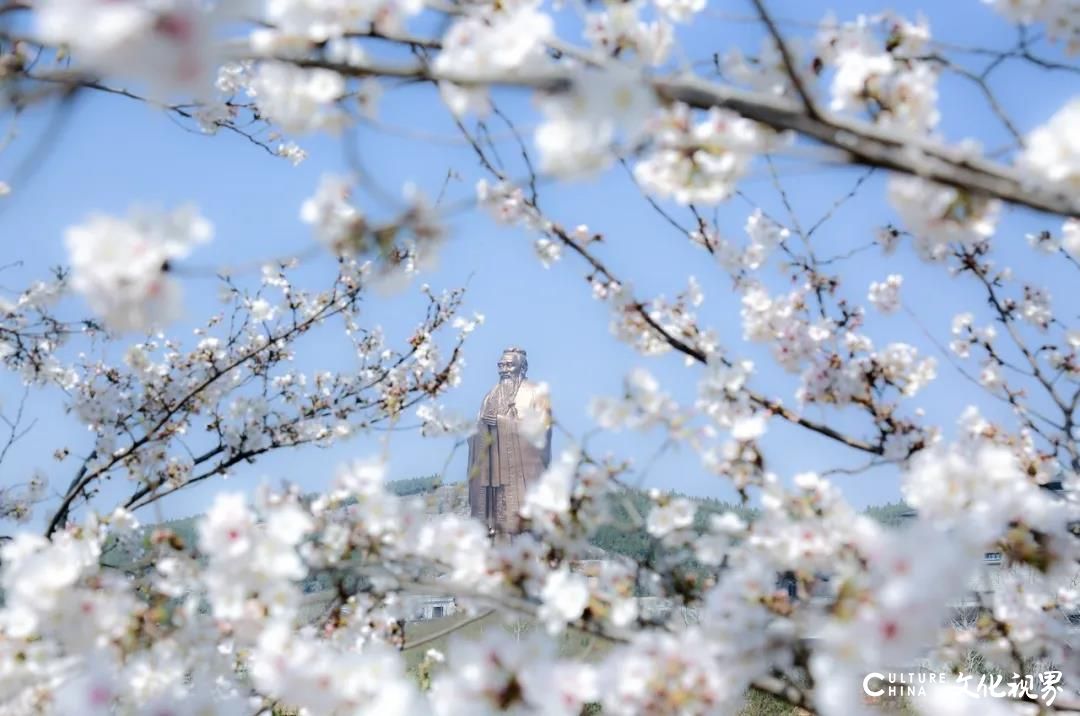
467;347;551;537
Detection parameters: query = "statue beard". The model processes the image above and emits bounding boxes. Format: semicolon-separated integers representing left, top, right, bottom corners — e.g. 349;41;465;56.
485;374;522;420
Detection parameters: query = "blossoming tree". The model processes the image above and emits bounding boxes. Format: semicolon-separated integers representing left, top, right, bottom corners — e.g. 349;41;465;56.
0;0;1078;713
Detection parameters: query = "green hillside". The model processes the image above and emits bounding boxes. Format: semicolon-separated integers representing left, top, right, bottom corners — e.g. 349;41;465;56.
101;478;910;576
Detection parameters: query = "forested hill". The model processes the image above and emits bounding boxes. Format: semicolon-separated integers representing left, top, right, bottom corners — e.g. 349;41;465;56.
586;494;913;561
105;478;911;570
587;490;755;562
101;475;449;570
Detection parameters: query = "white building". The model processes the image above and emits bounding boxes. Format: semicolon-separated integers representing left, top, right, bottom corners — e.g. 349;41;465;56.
402;594;457;621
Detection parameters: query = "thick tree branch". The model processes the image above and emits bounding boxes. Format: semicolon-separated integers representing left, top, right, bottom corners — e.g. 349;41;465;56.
289;56;1078;218
27;50;1077;218
653;74;1076;218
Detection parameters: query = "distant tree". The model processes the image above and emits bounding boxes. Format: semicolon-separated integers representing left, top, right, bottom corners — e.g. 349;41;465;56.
861;500;913;528
387;475;443;497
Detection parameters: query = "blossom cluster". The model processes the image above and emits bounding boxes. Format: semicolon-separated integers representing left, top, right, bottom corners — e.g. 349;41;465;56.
2;438;1074;714
985;0;1080;53
815;13;939;132
65;205;212;332
634;104;767;204
0;258;470;531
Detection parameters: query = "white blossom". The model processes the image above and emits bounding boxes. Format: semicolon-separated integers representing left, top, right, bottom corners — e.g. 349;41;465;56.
0;532;99;638
742;209;789;270
431;631;588;715
276;141;308;165
263;0;421;42
634;104;764;204
539;567;590;631
1020;99;1080;188
250;62;347;134
584;3;673;65
36;0;217;95
985;0;1080;52
198;492;256;559
301;174;363;253
434;4;553;78
723;38;805;98
817;14;940;132
1020;284;1052;330
903;441;1031;544
536;69;658;177
1026;228;1060;253
333;455;388;498
653;0;705;23
524;449;577;518
599;631;741;714
534;238;562;268
646;496;695;537
1063;218;1080;258
477;179;535;226
877;342;937;395
731;412;767;440
868;274;903;313
65;205;212;331
887;175;1000;260
416;403;473;436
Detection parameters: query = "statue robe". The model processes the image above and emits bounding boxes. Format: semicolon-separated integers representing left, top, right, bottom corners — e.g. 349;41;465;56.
467;381;551;535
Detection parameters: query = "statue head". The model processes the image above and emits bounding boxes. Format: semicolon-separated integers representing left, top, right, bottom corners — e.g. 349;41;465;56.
497;347;528;380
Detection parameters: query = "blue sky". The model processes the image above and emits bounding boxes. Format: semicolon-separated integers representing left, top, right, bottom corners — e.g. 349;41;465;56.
0;0;1075;526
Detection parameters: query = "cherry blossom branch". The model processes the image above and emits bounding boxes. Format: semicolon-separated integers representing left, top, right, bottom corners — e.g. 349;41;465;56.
24;70;278;155
123;344;463;513
544;222;885;455
272;54;1078;218
449;99;889;457
954;249;1080;471
654;74;1076;218
12;33;1075;218
930;32;1080;76
904;305;1065;437
44;276;460;535
958;249;1069;413
918;53;1024;146
0;385;36;468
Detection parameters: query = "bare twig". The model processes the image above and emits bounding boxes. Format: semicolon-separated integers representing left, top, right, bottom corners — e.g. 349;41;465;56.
748;0;819;117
